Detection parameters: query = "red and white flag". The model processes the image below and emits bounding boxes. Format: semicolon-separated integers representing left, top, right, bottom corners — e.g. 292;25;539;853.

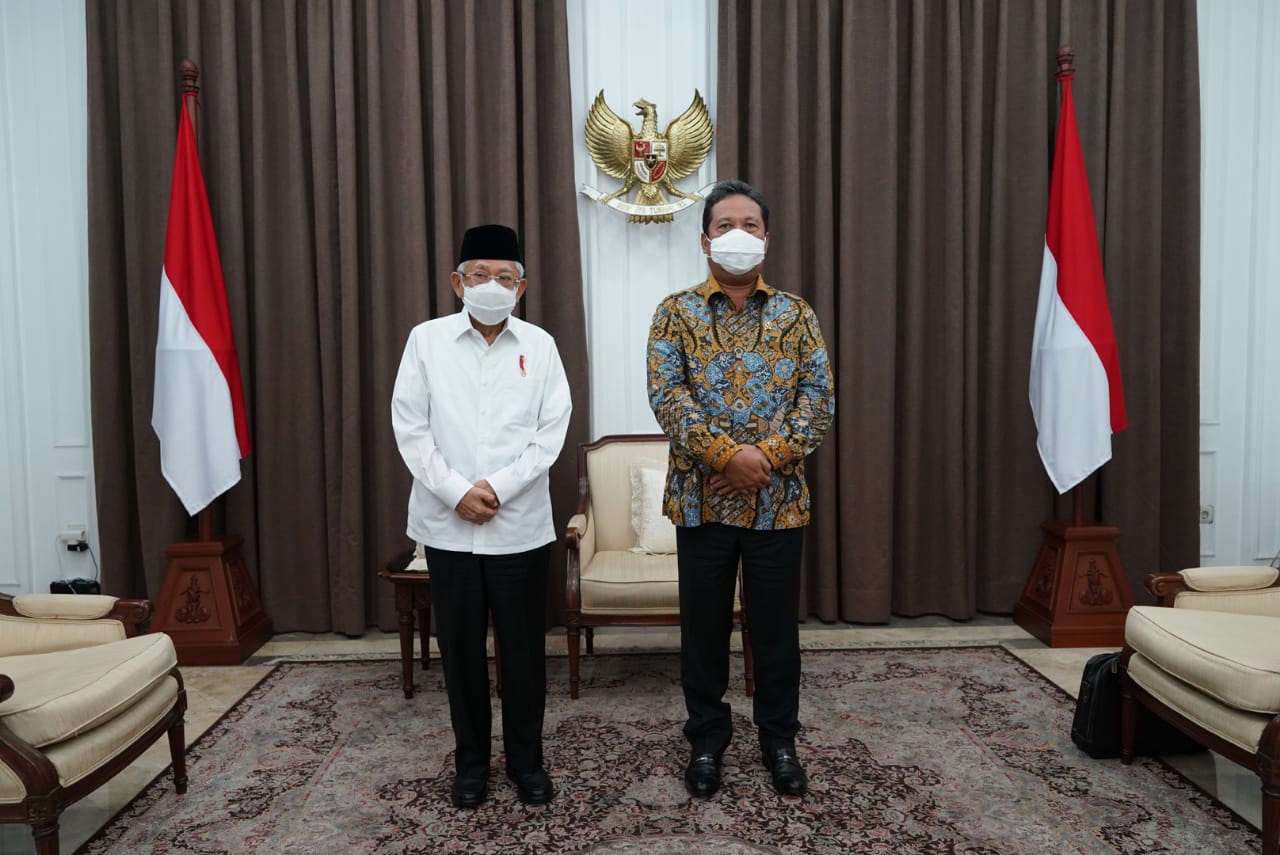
152;95;250;515
1029;72;1127;494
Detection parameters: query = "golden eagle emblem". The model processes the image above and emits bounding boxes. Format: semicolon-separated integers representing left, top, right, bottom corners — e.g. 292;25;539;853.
582;90;714;224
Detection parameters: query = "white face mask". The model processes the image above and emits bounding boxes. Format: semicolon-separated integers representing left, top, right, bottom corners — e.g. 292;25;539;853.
462;279;518;325
707;228;767;275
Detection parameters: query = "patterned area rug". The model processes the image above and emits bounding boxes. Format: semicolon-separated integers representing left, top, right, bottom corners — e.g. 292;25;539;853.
79;647;1260;854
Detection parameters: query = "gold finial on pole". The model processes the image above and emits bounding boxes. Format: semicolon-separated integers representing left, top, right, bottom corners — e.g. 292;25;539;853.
179;59;199;140
1055;45;1075;80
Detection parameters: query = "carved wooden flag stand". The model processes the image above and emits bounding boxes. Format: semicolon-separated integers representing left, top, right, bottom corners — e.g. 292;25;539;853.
1013;488;1133;647
153;528;273;666
150;61;272;665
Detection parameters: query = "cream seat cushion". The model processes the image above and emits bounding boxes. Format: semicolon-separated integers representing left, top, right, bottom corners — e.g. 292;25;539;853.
1125;605;1280;714
581;551;679;614
0;632;177;748
580;552;744;615
1125;653;1271;754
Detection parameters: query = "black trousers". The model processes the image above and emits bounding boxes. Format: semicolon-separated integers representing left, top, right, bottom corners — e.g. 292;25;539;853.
424;544;549;778
676;523;804;758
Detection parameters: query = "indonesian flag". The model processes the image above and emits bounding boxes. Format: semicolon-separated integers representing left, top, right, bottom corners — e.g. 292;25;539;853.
1029;73;1127;494
152;94;251;515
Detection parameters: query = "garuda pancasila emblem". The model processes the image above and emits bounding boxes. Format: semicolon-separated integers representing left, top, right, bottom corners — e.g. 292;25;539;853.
581;90;714;224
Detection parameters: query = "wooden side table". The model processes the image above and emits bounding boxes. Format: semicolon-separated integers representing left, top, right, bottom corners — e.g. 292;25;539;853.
379;550;431;699
379;549;503;699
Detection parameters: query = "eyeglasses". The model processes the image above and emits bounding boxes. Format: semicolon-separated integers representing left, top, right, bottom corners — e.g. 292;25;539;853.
460;270;521;288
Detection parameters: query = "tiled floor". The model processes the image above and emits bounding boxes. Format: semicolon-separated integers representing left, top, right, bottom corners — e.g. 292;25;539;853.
1;619;1262;854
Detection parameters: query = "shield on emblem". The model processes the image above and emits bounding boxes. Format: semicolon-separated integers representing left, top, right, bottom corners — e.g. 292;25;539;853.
632;140;668;184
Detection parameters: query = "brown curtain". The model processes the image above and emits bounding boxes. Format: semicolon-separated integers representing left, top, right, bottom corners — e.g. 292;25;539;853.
86;0;590;633
717;0;1200;621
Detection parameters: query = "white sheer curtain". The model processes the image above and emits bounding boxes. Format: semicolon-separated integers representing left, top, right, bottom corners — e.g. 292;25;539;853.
567;0;719;437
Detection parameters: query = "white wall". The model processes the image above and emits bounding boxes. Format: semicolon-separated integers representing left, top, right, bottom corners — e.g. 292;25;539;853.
0;0;1274;598
0;0;98;597
1198;0;1280;567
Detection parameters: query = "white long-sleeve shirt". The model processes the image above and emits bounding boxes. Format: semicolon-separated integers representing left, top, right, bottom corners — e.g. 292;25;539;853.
391;311;572;554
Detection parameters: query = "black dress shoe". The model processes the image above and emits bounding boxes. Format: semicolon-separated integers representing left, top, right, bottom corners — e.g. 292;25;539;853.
762;747;808;796
508;767;554;805
451;773;489;808
684;752;722;798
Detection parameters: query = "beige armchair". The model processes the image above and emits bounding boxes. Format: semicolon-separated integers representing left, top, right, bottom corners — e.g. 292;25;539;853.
564;434;753;699
1120;566;1280;854
0;593;187;855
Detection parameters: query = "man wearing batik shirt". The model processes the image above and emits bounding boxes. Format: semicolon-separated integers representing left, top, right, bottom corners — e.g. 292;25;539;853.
647;180;835;799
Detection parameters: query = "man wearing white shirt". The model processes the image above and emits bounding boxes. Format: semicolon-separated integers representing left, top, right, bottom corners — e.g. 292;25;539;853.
392;224;572;809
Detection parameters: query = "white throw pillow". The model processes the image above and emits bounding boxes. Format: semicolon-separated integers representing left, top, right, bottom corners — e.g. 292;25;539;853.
629;462;678;554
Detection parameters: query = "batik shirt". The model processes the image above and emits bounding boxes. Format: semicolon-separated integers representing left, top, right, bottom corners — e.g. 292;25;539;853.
646;275;835;529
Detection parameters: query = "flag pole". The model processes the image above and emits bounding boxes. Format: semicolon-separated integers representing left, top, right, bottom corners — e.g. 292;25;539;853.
1058;44;1097;536
1012;45;1135;647
178;59;216;546
152;60;273;665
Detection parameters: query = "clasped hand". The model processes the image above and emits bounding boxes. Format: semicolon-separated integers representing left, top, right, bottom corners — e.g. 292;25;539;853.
709;444;772;497
455;480;499;524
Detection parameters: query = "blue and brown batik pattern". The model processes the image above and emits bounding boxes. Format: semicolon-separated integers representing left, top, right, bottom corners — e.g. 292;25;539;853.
646;276;835;530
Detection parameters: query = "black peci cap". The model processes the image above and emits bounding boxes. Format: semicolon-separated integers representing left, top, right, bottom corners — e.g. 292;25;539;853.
457;224;523;266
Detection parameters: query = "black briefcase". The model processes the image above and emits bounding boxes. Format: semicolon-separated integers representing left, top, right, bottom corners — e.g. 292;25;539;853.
1070;651;1202;759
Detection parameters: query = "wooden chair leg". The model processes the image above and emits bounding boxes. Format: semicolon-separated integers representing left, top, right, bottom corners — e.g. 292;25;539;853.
168;715;188;794
1262;784;1277;855
1257;707;1280;855
31;817;59;855
568;624;581;699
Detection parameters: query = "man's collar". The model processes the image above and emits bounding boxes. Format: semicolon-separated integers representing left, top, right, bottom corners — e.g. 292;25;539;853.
448;310;523;341
696;273;773;303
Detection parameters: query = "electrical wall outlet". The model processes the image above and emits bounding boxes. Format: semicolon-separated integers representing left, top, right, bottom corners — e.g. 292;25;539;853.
1199;505;1215;525
58;526;87;545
